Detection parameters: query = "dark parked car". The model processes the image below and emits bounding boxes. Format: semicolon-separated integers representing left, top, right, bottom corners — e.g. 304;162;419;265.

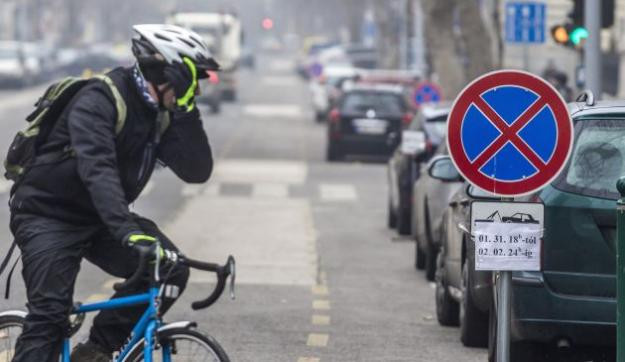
486;98;625;361
326;83;412;161
387;102;450;235
434;96;624;361
412;141;464;281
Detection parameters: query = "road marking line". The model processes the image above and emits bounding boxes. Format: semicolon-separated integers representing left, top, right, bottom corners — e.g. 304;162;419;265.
252;183;289;198
297;358;320;362
213;159;307;184
307;333;329;347
181;184;204;197
85;293;110;303
312;315;330;326
243;104;303;118
313;300;330;310
311;285;328;296
319;184;357;201
203;183;220;196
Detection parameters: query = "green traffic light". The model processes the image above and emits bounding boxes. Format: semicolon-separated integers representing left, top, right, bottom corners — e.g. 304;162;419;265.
570;26;588;45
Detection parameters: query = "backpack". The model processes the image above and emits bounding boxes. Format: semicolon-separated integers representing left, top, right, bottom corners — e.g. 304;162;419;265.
3;75;170;182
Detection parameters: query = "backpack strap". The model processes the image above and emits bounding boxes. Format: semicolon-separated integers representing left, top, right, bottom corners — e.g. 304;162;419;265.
94;75;127;135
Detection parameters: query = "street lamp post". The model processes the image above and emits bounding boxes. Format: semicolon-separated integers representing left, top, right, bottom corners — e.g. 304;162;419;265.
584;0;602;99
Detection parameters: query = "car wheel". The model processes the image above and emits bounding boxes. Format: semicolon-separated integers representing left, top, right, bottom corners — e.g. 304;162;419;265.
396;197;411;236
460;261;488;347
435;252;459;326
424;205;437;281
415;238;425;270
326;140;342;162
387;200;397;229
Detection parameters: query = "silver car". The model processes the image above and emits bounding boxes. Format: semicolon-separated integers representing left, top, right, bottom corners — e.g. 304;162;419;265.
412;141;464;280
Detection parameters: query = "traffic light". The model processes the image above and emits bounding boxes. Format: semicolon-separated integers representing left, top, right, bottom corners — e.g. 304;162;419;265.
551;24;588;48
569;0;614;29
261;17;274;30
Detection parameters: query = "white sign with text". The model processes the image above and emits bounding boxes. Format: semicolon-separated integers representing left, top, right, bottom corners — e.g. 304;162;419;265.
471;201;544;271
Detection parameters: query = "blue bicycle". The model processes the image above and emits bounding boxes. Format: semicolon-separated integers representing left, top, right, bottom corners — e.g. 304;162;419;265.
0;243;236;361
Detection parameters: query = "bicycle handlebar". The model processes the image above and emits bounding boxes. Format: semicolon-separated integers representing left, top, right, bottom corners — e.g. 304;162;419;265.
181;255;236;310
113;244;153;292
113;244;236;310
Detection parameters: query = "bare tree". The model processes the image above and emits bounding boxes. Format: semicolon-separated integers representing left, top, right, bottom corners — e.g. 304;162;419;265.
423;0;500;98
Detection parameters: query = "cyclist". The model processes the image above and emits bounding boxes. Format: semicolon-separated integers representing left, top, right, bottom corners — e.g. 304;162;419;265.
9;24;219;362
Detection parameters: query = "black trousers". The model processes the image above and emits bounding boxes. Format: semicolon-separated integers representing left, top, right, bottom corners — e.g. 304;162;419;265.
10;215;190;362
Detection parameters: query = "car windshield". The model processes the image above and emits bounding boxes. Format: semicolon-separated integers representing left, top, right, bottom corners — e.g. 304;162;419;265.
554;118;625;200
426;115;448;138
341;92;404;116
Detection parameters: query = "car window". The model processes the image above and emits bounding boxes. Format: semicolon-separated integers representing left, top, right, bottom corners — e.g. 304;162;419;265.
553;118;625;200
424;115;448;140
341;92;405;115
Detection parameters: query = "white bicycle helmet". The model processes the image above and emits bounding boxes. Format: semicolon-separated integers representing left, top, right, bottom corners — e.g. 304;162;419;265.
132;24;220;74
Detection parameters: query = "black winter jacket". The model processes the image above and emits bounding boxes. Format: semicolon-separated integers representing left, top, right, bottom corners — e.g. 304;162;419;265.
10;67;213;241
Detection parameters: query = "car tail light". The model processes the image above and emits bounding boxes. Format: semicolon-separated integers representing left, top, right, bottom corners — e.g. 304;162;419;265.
329;108;340;123
402;112;414;126
426;139;433;153
207;71;219;84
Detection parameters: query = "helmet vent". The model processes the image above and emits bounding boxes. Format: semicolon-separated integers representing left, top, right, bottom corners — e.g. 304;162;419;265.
154;33;173;42
178;37;196;49
189;35;205;49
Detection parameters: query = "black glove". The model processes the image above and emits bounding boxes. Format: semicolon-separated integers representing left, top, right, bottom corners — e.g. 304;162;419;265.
163;57;198;112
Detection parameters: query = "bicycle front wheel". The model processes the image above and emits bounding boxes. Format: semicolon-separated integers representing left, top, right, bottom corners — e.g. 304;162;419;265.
124;327;230;362
0;312;25;362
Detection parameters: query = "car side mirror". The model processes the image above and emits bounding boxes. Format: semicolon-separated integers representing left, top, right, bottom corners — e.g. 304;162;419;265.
428;156;462;182
400;130;426;156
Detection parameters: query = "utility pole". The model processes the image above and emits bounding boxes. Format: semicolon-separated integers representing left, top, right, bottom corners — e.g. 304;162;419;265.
584;0;601;99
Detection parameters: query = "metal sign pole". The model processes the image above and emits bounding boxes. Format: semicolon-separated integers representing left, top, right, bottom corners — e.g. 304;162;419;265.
496;196;514;362
496;271;511;362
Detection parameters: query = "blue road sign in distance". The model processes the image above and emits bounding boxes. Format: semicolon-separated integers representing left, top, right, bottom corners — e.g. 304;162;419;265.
412;81;442;107
505;2;546;43
447;70;573;196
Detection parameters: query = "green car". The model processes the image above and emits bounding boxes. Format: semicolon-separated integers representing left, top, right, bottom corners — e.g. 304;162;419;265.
489;97;623;360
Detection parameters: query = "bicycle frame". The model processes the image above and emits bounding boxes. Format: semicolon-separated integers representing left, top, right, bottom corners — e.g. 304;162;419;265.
62;286;164;362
